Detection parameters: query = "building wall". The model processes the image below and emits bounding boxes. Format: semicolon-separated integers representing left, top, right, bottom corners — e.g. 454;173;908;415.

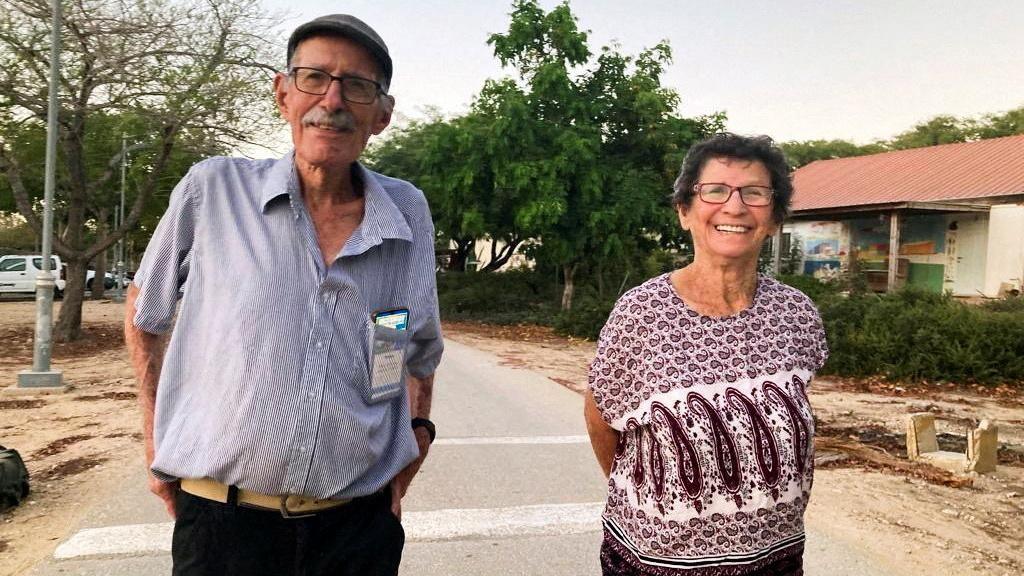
945;213;990;296
983;204;1024;296
786;211;998;295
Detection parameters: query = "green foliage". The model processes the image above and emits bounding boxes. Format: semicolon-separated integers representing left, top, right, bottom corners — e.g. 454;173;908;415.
818;288;1024;384
552;295;615;340
371;0;719;295
781;106;1024;169
887;115;974;149
780;139;887;169
980;296;1024;314
777;274;842;304
437;270;559;325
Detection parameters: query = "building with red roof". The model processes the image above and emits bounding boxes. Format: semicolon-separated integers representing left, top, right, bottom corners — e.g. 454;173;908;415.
781;134;1024;296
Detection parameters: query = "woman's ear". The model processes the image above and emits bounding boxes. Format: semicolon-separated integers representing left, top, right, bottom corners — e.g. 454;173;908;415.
676;204;689;231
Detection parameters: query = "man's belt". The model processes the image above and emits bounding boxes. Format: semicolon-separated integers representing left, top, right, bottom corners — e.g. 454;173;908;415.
180;477;352;518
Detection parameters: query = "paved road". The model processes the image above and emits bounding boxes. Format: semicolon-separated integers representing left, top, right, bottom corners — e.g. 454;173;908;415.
27;339;890;575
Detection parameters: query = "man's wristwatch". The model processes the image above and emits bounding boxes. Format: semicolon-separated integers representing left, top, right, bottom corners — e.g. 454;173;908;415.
411;417;436;444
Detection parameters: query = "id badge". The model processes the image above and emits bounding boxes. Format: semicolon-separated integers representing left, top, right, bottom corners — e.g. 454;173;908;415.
363;310;411;403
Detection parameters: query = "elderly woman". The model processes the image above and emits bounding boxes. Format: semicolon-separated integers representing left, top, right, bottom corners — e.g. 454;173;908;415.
585;133;828;576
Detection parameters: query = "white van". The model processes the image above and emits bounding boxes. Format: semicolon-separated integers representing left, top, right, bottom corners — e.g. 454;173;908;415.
0;255;66;296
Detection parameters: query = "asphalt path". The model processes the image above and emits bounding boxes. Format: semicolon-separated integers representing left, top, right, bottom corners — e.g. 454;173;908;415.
27;339;889;575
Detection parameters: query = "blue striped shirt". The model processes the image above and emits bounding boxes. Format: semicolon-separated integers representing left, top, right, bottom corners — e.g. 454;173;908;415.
132;152;444;500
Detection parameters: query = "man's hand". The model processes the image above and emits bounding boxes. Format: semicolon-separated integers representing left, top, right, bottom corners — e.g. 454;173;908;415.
149;474;178;519
389;426;431;520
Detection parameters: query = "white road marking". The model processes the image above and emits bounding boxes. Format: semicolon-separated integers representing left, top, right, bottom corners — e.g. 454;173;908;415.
434;435;590;446
53;502;605;560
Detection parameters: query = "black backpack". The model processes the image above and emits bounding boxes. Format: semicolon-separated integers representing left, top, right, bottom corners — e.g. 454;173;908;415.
0;445;30;512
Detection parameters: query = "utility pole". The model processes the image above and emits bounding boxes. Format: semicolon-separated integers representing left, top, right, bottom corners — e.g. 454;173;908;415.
113;133;127;302
13;0;65;391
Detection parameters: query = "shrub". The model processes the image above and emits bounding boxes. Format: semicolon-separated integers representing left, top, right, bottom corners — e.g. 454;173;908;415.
819;288;1024;384
553;295;616;340
436;270;559;325
777;274;842;304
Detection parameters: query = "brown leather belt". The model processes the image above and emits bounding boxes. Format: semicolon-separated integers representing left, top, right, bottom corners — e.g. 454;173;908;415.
180;477;352;518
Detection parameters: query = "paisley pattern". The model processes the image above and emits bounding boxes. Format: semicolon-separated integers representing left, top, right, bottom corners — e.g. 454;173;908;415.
588;274;827;575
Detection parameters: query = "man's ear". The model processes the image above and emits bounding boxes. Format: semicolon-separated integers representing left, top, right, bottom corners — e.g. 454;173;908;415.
272;72;290;116
372;94;395;135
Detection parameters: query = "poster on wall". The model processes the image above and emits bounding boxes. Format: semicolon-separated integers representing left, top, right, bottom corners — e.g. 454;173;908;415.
801;221;848;279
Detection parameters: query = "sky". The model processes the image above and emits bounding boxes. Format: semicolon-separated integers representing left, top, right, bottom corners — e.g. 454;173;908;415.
258;0;1024;149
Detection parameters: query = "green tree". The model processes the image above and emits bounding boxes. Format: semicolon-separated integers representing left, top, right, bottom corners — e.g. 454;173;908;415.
887;114;976;149
0;0;280;339
977;106;1024;139
486;0;717;309
368;114;488;271
780;139;887;169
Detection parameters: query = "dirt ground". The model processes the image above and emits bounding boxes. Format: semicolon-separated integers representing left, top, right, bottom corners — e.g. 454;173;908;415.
0;303;1022;576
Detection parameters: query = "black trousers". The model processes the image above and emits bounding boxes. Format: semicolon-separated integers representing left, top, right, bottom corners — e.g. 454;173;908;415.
171;488;404;576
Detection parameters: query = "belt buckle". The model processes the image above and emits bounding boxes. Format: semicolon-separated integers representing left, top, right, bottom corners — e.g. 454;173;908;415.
279;495;316;519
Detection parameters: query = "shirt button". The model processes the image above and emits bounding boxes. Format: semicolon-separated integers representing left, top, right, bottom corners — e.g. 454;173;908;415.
316;341;324;348
322;293;330;304
298;446;306;453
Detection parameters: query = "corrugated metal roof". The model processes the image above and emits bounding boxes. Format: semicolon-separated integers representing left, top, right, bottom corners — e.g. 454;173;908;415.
790;134;1024;212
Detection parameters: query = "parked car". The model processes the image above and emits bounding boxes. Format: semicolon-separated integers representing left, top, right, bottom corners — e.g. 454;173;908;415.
86;270;117;291
0;255;66;296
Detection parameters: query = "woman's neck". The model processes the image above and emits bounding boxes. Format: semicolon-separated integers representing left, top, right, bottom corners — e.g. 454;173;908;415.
670;258;759;317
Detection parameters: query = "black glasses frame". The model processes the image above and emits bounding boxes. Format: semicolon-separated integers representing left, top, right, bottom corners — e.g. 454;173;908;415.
693;183;775;207
288;67;384;104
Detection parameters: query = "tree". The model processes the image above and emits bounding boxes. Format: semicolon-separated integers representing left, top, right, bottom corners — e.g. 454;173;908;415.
0;0;280;340
486;0;717;309
977;106;1024;139
887;115;975;150
780;139;887;169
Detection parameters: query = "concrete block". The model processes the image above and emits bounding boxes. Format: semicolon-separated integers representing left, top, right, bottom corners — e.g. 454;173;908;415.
918;450;968;473
907;413;938;459
967;419;998;474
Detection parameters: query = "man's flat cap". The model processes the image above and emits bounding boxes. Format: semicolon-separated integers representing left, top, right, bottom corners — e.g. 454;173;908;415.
287;14;392;89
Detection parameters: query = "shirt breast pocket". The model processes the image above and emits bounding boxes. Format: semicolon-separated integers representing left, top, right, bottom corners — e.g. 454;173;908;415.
362;323;410;404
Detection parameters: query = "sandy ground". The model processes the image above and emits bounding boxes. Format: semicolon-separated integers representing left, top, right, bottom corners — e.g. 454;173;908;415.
0;303;1022;576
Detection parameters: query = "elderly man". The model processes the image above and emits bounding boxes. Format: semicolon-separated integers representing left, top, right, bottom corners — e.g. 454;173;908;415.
124;15;442;576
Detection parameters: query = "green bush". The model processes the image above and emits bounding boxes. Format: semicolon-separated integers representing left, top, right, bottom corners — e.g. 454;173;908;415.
819;288;1024;384
980;296;1024;314
436;270;559;325
553;295;616;340
777;274;842;304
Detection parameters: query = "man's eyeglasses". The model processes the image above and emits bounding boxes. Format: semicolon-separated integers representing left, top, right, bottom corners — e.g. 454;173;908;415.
693;183;774;207
289;67;384;104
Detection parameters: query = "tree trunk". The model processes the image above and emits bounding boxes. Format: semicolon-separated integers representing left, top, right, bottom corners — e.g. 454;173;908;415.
480;237;523;272
92;251;108;299
55;258;88;341
561;263;578;311
448;238;475;272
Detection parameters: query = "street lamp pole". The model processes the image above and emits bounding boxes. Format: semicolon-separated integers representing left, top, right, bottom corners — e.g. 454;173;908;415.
113;132;127;301
15;0;64;390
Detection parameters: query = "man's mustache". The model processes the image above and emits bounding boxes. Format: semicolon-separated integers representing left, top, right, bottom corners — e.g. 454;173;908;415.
301;108;356;132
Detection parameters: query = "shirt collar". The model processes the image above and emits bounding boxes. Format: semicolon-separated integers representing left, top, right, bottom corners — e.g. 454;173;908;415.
259;151;414;249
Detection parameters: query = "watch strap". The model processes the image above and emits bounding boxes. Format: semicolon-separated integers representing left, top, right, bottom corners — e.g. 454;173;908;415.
411;417;436;444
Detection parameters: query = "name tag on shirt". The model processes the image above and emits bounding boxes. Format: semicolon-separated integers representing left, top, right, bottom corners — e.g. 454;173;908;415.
364;309;411;403
373;308;409;331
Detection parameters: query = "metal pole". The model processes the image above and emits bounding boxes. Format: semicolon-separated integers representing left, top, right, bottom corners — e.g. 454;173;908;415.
16;0;64;390
114;132;127;300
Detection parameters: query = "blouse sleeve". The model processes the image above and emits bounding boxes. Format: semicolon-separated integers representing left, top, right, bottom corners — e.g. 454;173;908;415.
805;300;829;373
588;296;639;429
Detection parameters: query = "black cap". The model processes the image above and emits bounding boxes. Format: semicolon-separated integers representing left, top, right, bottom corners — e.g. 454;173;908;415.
287;14;392;90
